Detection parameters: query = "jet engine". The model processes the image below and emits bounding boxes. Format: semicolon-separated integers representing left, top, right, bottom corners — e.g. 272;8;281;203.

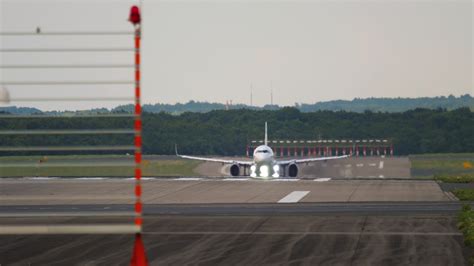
230;164;240;176
288;163;298;177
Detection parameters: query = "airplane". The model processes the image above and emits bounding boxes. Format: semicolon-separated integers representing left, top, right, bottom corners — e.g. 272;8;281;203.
176;122;349;179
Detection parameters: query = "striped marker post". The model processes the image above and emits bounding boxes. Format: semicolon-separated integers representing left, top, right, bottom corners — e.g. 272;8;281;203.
133;26;143;231
129;5;149;266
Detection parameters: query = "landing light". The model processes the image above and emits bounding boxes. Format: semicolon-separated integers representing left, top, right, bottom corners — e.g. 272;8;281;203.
260;165;269;178
250;165;257;177
272;165;280;178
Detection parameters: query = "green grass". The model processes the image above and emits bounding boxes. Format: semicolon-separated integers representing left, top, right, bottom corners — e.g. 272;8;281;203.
453;189;474;201
142;160;200;176
409;153;474;178
434;173;474;183
0;155;201;177
458;205;474;263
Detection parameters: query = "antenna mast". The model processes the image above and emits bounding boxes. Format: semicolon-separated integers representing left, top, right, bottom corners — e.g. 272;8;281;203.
270;81;273;105
250;83;253;106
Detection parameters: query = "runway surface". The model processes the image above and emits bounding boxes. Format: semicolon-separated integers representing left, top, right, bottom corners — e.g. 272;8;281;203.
195;156;410;178
0;178;451;205
0;202;469;217
0;214;469;265
0;176;468;265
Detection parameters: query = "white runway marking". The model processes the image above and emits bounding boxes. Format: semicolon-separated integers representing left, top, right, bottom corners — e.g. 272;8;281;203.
74;177;107;180
125;177;156;181
173;177;202;181
278;191;310;203
369;163;377;167
345;164;352;168
356;164;364;167
223;178;250;181
314;178;331;182
379;161;384;169
379;175;385;178
26;177;59;180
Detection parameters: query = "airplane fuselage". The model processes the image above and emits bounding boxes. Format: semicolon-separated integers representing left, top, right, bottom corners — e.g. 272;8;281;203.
251;144;280;178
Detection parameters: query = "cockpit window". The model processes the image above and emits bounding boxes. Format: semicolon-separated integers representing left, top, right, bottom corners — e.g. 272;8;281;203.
256;150;269;153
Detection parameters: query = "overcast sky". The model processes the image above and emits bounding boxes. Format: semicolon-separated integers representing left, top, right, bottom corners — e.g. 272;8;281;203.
0;0;473;111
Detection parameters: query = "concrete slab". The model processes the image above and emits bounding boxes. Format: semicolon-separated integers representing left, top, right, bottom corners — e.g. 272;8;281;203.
0;179;450;205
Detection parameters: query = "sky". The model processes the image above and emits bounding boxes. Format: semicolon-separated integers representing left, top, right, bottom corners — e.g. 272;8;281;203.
0;0;473;111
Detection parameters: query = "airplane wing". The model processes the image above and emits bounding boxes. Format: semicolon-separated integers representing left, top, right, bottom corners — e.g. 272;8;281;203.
176;145;253;166
276;155;349;165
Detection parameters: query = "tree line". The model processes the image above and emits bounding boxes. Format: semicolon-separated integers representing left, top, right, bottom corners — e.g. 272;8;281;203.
0;107;473;156
1;94;472;115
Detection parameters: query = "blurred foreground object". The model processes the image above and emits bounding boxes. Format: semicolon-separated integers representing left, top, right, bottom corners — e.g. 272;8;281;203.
0;87;10;104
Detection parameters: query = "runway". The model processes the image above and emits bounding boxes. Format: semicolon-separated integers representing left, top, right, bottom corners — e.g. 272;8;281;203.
0;177;468;265
0;214;469;265
0;202;469;217
195;156;410;178
0;178;452;206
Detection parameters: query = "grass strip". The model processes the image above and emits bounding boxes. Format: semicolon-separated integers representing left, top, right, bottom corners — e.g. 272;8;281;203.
435;173;474;183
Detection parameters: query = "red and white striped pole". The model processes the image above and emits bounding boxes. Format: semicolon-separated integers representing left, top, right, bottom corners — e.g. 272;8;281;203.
129;5;148;266
133;26;143;230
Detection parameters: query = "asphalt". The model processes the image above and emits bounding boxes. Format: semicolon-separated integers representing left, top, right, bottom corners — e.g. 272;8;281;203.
0;214;470;265
0;178;451;205
0;202;471;217
195;156;411;178
0;175;470;265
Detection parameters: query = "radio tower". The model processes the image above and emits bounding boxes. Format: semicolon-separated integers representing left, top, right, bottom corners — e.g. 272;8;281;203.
250;83;253;106
270;81;273;105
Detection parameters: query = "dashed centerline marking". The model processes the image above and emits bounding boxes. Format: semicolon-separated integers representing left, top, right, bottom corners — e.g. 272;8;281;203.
379;161;384;169
224;178;250;181
278;191;310;203
26;177;59;180
314;178;331;182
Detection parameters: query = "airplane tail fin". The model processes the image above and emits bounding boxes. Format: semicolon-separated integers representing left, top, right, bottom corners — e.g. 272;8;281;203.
264;122;268;146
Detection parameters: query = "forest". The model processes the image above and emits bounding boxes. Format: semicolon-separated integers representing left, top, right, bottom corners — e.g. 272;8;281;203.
0;107;473;156
1;95;472;115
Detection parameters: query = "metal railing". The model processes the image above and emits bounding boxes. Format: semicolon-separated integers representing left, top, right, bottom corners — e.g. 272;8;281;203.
0;26;142;234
